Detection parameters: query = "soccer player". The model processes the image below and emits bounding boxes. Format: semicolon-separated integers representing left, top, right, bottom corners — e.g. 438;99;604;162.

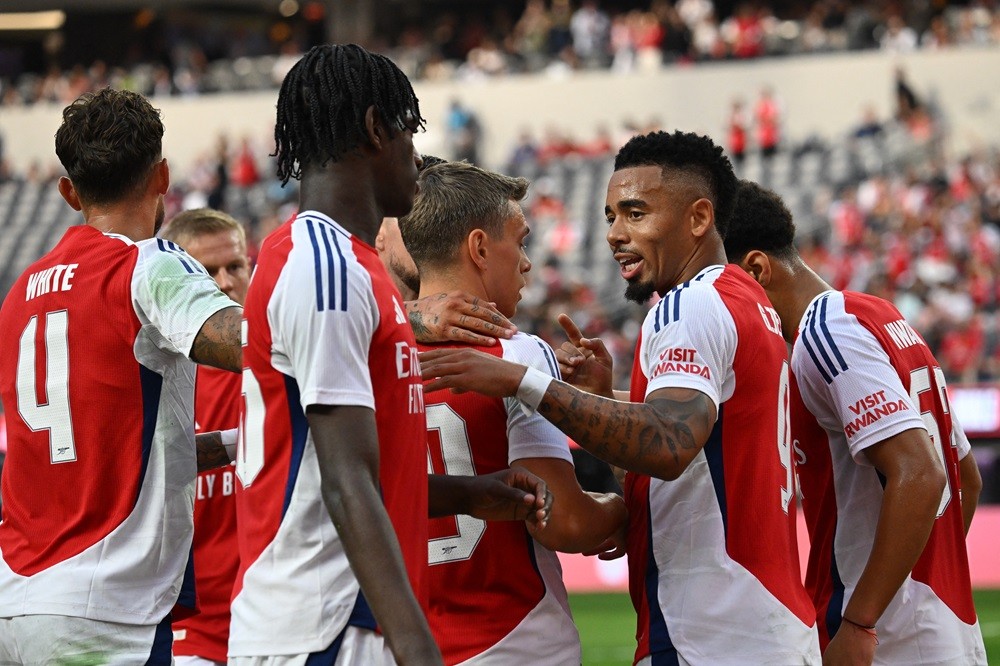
0;89;242;664
420;130;821;664
400;160;627;664
724;180;987;665
230;44;549;665
161;208;250;666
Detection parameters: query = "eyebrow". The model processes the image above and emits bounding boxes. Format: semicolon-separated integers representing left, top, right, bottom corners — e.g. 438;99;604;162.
606;198;647;213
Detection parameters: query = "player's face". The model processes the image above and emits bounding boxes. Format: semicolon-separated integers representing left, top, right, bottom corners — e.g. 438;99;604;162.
184;229;251;305
483;203;531;318
605;165;695;303
383;123;423;219
377;217;420;300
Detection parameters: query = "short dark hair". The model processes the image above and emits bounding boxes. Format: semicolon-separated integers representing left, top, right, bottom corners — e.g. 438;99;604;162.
274;44;425;185
724;180;797;262
54;88;164;204
614;130;737;237
399;161;528;271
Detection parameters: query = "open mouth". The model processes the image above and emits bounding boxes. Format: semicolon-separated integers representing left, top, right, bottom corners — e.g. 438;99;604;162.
616;255;643;281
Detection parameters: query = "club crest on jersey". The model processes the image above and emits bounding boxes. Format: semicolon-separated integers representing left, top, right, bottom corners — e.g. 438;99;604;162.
652;347;710;379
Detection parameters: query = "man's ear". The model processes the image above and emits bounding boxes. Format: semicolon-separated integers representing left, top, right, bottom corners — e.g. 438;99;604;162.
689;198;713;238
467;229;489;271
739;250;773;288
154;158;169;195
58;177;82;211
375;224;388;252
364;105;382;151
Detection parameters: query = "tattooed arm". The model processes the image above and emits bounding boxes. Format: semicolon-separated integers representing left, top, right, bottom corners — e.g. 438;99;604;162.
420;348;717;480
406;291;516;346
190;306;243;373
538;383;716;480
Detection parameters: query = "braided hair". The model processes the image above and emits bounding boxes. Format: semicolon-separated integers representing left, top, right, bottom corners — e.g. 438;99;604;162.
274;44;425;184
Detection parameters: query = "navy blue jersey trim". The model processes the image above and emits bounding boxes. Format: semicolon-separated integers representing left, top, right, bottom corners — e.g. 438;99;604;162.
532;335;559;378
305;219;325;312
329;227;349;312
281;374;310;517
156;238;194;274
317;222;338;312
802;296;848;384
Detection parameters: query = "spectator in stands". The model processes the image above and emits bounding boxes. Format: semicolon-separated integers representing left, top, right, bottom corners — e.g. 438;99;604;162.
446;99;482;163
880;12;919;52
727;97;748;168
755;85;781;185
570;0;611;68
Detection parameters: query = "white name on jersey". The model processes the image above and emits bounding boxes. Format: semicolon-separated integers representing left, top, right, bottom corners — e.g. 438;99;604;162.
757;302;783;337
884;319;926;350
25;263;78;301
197;468;235;499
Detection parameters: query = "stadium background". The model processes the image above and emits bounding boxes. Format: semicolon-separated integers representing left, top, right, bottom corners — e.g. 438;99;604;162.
0;0;999;662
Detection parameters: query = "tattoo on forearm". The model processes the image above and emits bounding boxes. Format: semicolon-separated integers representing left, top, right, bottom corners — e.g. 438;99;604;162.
191;307;242;373
538;382;713;474
196;432;230;472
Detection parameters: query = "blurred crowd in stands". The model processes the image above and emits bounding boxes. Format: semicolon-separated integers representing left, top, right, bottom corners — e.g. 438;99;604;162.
1;63;999;389
3;0;1000;106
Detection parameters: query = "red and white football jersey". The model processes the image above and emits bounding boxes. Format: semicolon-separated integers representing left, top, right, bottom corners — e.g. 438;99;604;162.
625;265;819;665
421;333;579;666
0;225;236;624
229;211;428;657
792;290;986;664
172;366;241;663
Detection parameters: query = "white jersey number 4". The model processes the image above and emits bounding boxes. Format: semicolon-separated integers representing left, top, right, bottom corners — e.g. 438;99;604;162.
16;310;77;464
426;403;487;565
909;365;955;517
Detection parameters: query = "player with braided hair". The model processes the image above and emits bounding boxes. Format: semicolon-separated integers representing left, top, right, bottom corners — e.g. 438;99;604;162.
273;44;426;185
230;45;550;666
420;130;821;664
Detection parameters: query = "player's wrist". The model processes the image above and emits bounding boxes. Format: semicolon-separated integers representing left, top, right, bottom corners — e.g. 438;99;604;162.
516;366;553;414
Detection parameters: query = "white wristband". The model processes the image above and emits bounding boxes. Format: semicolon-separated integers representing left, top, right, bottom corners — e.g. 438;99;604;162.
516;366;553;415
221;428;239;462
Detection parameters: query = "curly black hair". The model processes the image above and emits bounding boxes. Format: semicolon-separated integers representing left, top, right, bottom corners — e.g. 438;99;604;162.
274;44;425;184
614;130;738;237
54;88;164;205
724;180;797;263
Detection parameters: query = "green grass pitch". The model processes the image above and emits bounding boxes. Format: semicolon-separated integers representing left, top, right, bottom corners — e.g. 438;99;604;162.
571;590;1000;665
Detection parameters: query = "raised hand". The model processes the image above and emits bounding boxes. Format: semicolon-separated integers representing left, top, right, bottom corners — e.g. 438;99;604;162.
406;291;517;346
555;313;614;398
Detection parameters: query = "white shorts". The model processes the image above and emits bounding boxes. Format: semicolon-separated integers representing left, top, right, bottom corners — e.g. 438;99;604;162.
0;613;173;665
228;626;395;666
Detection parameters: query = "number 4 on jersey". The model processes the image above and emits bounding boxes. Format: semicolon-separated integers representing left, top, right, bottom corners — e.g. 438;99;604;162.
16;310;77;464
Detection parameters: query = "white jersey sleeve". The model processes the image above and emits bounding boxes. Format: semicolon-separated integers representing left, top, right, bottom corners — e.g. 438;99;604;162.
952;410;972;460
268;240;378;411
639;281;737;412
792;293;926;464
132;238;239;357
501;334;573;464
